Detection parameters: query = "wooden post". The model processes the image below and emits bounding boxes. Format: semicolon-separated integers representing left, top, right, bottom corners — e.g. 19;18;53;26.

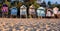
29;14;32;19
41;16;42;19
26;14;27;19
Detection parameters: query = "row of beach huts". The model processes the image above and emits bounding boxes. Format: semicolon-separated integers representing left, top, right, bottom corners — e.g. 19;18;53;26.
0;4;60;18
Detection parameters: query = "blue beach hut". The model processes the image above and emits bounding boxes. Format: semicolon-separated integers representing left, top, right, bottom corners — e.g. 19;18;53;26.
10;7;17;16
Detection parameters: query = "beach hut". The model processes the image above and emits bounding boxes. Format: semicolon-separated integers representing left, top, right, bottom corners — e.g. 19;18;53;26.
29;5;36;18
2;4;8;18
53;7;59;18
46;8;54;18
10;7;17;18
37;7;45;18
20;5;27;18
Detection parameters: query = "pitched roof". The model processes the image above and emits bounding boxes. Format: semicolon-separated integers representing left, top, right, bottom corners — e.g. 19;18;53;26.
29;4;35;8
20;5;27;8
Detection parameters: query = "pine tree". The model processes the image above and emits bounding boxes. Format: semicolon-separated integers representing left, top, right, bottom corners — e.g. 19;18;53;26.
41;1;46;7
55;2;58;5
48;1;51;6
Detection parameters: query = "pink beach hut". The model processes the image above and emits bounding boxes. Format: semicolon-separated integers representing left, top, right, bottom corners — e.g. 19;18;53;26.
46;8;54;18
29;5;36;18
2;4;8;17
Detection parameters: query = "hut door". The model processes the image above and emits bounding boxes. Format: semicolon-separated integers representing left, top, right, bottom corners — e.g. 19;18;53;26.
11;8;17;15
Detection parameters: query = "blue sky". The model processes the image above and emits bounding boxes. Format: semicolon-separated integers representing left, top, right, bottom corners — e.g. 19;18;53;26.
45;0;60;4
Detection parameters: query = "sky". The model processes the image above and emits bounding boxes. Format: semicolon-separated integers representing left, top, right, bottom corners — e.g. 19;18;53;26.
45;0;60;4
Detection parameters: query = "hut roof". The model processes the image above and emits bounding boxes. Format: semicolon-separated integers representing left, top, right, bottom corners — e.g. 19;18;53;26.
29;5;35;9
10;7;17;10
20;5;27;9
12;7;17;9
2;4;8;7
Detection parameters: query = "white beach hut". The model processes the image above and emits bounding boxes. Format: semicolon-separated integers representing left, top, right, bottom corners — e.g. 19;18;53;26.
37;7;45;18
20;5;27;18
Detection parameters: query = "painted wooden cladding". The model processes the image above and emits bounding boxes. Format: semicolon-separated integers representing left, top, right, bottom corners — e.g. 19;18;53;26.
37;7;45;17
2;4;8;13
46;8;54;17
20;5;27;15
10;7;17;15
29;5;36;15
